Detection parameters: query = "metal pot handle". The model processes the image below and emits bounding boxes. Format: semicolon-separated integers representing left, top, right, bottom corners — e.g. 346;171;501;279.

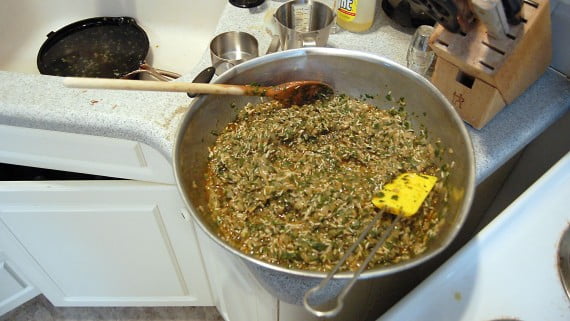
303;210;402;318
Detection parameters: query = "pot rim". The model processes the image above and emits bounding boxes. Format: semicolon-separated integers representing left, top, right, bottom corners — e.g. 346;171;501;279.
173;47;475;280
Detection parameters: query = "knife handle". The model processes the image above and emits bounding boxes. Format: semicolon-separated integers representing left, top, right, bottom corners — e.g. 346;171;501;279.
471;0;510;38
501;0;523;25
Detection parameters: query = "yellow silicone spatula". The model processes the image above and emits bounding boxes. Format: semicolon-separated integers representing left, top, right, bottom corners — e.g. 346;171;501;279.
303;172;437;317
372;173;438;216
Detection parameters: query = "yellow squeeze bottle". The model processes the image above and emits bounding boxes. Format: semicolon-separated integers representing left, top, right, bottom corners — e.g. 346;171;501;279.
337;0;377;32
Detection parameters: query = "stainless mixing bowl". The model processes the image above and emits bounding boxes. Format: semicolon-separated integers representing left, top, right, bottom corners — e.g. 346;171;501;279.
173;48;475;311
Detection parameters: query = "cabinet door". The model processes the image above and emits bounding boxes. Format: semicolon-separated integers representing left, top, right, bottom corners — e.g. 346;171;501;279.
0;124;175;184
0;181;212;307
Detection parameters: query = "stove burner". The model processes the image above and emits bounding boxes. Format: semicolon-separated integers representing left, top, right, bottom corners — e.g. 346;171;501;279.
558;224;570;300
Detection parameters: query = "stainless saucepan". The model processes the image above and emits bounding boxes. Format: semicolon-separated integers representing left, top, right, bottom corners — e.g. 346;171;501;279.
173;48;475;318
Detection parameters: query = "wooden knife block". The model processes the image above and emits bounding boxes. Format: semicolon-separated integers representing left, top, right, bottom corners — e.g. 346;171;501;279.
428;0;552;129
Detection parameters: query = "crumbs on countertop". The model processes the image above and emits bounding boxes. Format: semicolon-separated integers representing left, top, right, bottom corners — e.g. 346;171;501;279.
157;105;190;141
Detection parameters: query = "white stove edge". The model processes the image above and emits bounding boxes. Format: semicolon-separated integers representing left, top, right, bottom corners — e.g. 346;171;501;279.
379;152;570;321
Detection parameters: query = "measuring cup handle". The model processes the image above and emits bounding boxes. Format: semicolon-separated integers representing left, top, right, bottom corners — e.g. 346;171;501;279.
302;36;317;47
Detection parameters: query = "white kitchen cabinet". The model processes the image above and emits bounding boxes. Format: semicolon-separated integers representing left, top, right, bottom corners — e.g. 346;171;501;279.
0;124;282;321
0;180;212;307
0;124;215;309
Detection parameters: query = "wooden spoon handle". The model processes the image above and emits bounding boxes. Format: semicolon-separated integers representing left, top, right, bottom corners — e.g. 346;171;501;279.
63;77;247;96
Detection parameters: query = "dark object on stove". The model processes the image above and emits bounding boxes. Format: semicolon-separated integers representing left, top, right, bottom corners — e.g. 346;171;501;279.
501;0;524;25
382;0;436;28
229;0;265;8
37;17;149;78
382;0;461;32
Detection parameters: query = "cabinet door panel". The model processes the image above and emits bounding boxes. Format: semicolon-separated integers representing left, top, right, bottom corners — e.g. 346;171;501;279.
1;207;184;297
0;124;174;184
0;181;212;306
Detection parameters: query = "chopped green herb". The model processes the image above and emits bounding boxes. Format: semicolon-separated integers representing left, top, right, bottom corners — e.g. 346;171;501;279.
205;95;450;272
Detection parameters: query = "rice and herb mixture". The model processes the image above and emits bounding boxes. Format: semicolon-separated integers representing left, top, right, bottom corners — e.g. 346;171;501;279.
205;94;450;272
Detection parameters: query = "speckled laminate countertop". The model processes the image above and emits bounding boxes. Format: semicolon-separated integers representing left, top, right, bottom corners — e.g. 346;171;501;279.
0;2;568;184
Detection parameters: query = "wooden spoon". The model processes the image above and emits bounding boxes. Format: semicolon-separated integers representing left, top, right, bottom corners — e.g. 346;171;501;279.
63;77;333;106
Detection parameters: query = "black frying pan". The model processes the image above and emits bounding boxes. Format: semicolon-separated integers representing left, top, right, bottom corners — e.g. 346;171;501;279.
37;16;181;80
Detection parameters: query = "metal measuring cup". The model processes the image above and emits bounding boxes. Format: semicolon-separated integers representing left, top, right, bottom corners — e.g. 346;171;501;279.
273;0;336;50
210;31;259;76
188;31;259;98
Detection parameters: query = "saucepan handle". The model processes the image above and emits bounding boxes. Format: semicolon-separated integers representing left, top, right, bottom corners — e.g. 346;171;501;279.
187;67;216;98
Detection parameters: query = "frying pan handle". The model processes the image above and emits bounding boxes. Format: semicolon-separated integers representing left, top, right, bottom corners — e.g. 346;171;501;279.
123;64;181;81
124;69;170;81
151;68;182;80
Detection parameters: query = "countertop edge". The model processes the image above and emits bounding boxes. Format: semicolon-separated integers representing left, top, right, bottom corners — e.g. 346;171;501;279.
0;3;568;182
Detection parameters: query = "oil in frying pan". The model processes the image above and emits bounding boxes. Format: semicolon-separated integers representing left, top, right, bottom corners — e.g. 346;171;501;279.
40;24;147;78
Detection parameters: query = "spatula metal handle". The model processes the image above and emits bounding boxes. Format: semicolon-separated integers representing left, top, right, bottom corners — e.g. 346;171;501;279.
303;210;402;318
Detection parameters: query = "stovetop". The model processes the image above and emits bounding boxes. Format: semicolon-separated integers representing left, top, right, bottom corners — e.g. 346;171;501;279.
380;152;570;321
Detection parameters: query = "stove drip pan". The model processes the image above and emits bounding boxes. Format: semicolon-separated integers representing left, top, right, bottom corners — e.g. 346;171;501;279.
559;225;570;300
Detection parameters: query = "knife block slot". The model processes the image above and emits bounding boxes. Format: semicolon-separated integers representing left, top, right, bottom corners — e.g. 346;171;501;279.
428;0;551;129
482;41;506;55
524;0;539;8
456;71;475;89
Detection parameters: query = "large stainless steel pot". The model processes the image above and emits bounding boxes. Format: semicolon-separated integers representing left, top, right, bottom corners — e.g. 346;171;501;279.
173;48;475;313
